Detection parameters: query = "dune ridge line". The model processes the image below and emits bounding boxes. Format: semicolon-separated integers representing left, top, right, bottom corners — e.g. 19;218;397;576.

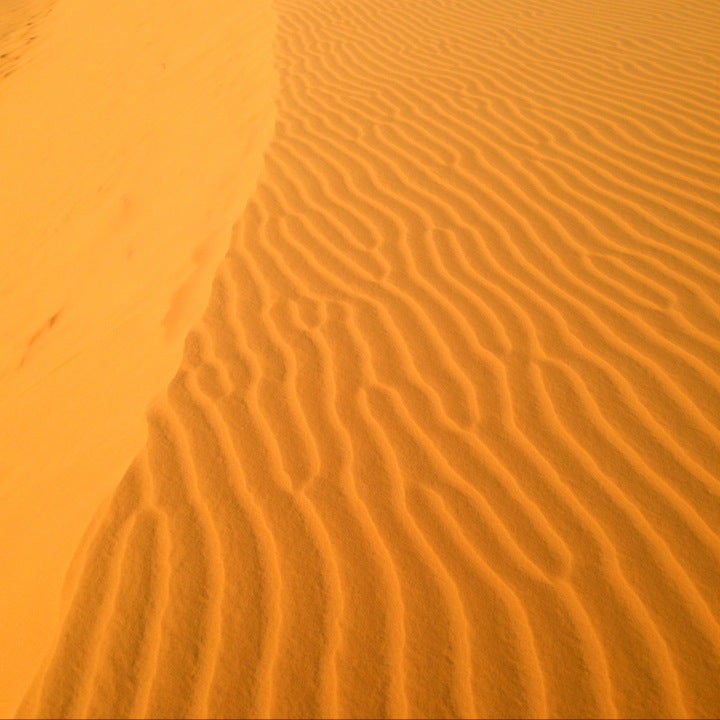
0;0;277;713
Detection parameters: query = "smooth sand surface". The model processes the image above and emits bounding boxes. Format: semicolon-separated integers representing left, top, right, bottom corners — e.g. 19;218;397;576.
0;0;275;712
3;0;720;717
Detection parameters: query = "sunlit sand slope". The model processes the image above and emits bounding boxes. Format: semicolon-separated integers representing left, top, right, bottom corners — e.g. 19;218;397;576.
20;0;720;717
0;0;276;714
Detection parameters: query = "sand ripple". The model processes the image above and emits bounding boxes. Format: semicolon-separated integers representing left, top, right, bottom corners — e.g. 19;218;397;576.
18;0;720;716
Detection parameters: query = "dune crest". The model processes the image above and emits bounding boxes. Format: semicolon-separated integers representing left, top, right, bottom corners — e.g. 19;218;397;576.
0;0;276;713
11;0;720;717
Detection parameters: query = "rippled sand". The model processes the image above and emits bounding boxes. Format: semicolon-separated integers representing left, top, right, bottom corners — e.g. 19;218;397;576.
2;0;720;717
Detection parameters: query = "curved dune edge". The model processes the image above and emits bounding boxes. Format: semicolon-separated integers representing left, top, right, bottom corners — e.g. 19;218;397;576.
16;0;720;717
0;0;277;714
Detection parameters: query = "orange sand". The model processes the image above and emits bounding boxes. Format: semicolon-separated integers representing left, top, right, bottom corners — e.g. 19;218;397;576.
2;0;720;717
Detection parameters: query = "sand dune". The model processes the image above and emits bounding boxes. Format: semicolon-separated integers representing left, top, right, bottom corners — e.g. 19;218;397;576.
0;0;275;713
5;0;720;717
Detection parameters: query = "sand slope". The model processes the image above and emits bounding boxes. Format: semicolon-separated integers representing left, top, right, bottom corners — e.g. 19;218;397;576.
0;0;275;713
0;0;53;79
11;0;720;717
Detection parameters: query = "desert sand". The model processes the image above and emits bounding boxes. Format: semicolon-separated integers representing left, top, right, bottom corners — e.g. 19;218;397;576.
2;0;720;717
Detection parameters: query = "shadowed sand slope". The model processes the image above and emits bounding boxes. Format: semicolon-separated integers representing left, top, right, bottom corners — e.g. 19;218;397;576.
17;0;720;717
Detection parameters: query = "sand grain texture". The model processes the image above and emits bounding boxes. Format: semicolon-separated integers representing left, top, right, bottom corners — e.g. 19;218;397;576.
7;0;720;717
0;0;53;79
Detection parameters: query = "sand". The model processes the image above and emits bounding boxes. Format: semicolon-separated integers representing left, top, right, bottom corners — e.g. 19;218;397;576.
0;0;275;711
2;0;720;717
